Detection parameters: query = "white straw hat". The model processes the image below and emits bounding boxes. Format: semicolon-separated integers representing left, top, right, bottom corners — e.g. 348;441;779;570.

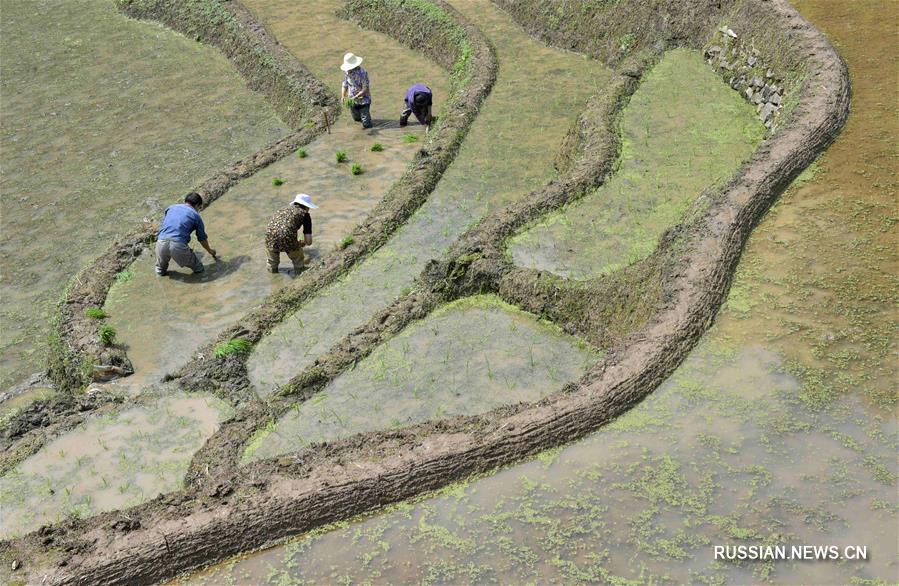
340;52;363;72
292;193;318;209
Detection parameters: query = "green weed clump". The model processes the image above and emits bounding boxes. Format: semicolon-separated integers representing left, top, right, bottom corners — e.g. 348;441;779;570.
114;269;133;283
335;150;348;163
272;177;285;186
339;235;355;249
296;148;308;158
403;133;418;144
98;324;116;346
84;307;107;319
351;163;363;175
370;143;383;152
214;338;252;358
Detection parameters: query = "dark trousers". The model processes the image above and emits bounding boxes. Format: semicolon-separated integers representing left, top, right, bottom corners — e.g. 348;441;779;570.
350;103;372;128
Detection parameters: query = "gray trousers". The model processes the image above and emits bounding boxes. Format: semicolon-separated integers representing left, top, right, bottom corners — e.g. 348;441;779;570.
155;239;204;275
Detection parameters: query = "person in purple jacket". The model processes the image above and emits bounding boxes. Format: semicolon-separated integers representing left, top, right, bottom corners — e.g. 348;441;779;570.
400;84;433;127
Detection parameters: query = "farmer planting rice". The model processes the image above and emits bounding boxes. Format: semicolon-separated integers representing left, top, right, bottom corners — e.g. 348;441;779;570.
400;83;434;127
265;193;316;274
340;52;372;129
155;192;217;276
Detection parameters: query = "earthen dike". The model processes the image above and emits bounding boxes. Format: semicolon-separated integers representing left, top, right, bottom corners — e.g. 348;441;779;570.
0;0;849;583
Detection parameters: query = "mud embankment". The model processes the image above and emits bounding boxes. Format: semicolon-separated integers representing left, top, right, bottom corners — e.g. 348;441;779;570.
0;0;849;583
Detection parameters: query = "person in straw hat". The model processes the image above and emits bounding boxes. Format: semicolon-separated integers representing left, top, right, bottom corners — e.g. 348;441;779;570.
264;193;317;274
340;52;372;129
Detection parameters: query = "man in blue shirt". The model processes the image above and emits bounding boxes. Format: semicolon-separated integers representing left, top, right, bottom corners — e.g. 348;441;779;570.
155;192;217;276
400;84;433;127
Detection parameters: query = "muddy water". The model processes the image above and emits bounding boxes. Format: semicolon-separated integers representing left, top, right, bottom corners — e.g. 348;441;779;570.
244;296;598;462
184;2;897;584
0;393;233;539
247;0;610;395
509;48;764;279
0;0;285;392
101;0;449;390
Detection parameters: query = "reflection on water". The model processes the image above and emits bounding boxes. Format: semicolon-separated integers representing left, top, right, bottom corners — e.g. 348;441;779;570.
0;0;285;391
244;296;598;462
184;1;897;583
509;48;763;279
0;393;233;539
247;0;611;394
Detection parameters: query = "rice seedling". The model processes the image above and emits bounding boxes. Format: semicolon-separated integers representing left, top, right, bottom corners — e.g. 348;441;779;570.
99;324;116;346
339;235;355;249
84;307;107;319
296;148;307;158
213;338;252;358
343;97;356;109
351;162;363;175
335;150;348;163
370;143;383;152
403;133;418;143
271;177;285;186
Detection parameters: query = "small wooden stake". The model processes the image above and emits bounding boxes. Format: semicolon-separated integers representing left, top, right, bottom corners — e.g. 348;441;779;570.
323;109;331;134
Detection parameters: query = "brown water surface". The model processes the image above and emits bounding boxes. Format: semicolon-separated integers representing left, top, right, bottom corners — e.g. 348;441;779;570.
0;0;285;391
184;1;897;584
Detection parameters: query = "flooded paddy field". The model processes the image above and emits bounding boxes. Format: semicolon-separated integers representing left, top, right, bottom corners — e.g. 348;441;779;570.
182;1;896;584
247;0;610;394
0;0;285;392
244;295;599;462
0;393;233;539
103;0;449;389
509;48;764;279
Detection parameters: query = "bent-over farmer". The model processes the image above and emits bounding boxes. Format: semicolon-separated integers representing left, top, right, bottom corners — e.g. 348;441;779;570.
265;193;316;274
340;52;372;129
400;83;433;127
155;192;217;276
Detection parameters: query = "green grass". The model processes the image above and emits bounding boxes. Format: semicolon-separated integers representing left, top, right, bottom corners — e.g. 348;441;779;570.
114;269;133;284
339;235;355;249
403;134;418;144
351;163;363;175
272;177;285;186
98;324;116;346
370;143;383;152
335;150;348;163
84;307;107;319
296;148;307;158
213;338;252;359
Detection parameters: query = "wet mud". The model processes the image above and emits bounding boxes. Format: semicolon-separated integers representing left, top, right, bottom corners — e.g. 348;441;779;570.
244;295;598;462
509;48;764;279
247;0;610;394
0;0;285;393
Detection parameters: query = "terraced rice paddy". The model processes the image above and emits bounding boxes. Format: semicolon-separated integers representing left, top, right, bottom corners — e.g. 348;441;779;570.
244;295;599;462
247;0;610;395
0;393;232;539
103;0;449;390
509;48;764;279
181;2;898;583
0;0;285;392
